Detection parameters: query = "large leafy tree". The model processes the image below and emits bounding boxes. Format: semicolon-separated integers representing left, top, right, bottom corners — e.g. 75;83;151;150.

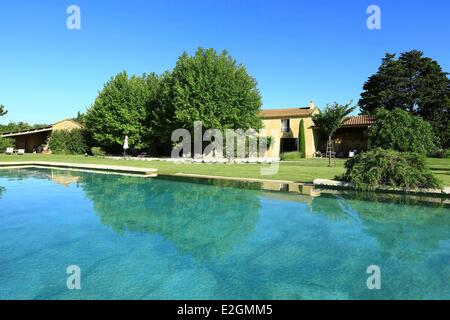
367;108;435;155
85;71;160;151
359;50;450;147
152;48;263;142
313;101;356;166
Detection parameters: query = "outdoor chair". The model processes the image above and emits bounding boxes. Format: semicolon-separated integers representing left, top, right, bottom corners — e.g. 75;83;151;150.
314;151;324;158
17;149;25;155
348;149;359;158
5;147;14;155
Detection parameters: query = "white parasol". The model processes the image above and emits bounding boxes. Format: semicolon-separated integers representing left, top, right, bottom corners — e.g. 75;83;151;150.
123;135;129;151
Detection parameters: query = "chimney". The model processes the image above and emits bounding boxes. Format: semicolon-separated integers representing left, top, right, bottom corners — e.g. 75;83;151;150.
309;100;315;110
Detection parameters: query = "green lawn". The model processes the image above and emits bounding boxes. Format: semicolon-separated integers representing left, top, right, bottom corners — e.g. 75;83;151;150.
424;157;450;187
0;154;449;186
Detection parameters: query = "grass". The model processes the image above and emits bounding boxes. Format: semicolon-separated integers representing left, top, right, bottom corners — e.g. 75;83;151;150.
280;151;305;161
424;157;450;187
0;154;448;186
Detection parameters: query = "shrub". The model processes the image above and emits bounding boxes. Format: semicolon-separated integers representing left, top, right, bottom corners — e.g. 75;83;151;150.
367;108;435;154
280;151;303;161
49;129;88;154
91;147;106;157
428;148;450;158
338;148;441;191
0;137;14;150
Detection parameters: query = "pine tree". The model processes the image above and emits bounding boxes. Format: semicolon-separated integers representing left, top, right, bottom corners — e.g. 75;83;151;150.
359;50;450;147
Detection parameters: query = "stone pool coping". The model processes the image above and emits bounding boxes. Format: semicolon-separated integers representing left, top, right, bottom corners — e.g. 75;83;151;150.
314;178;450;197
159;172;296;184
0;161;158;177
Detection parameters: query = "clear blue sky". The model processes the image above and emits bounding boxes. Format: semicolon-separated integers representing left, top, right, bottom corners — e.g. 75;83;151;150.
0;0;449;124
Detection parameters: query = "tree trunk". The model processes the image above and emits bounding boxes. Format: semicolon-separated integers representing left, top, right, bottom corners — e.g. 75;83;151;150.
328;136;331;166
326;135;335;167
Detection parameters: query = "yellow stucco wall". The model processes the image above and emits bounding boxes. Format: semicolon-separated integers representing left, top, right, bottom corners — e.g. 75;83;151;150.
261;111;318;158
52;119;83;131
261;118;282;158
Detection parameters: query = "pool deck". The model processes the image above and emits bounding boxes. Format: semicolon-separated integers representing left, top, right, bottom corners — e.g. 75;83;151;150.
0;161;448;198
0;161;158;177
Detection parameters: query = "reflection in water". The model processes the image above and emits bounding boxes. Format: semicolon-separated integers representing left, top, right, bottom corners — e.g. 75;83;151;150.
49;172;80;187
0;168;80;187
79;173;261;260
310;193;450;260
0;168;42;181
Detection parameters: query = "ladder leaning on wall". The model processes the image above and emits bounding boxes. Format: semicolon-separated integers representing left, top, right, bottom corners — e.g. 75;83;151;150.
325;138;336;166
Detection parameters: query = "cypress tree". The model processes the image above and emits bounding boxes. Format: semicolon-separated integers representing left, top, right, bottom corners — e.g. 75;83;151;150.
298;119;306;158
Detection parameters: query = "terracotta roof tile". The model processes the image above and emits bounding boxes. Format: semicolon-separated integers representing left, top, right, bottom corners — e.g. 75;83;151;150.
341;115;375;127
260;108;313;119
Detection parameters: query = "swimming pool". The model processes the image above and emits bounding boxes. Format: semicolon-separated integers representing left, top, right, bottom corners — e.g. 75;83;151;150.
0;168;448;299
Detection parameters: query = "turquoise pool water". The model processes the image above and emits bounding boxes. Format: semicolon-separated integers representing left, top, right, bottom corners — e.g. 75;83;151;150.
0;168;449;300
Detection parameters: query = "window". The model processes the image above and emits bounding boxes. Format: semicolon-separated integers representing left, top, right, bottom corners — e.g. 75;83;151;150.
281;119;290;132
